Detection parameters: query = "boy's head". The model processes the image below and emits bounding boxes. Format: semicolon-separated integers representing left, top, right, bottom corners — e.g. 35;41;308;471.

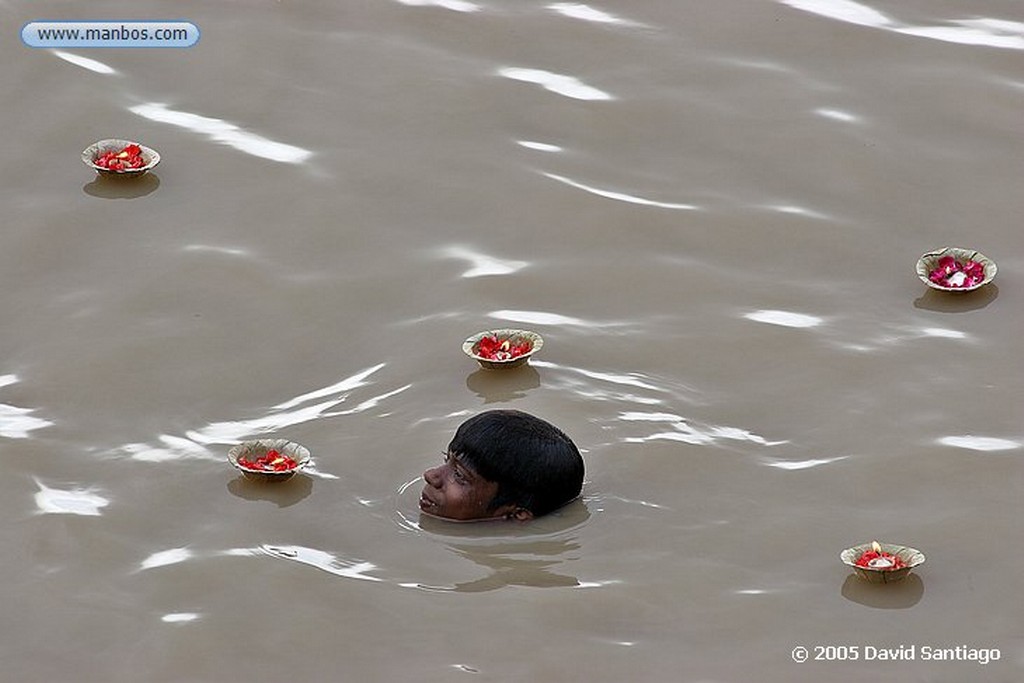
419;410;584;522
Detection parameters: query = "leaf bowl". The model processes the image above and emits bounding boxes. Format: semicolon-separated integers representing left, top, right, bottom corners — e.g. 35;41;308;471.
227;439;310;483
840;542;926;584
463;329;543;370
916;247;996;292
82;138;161;177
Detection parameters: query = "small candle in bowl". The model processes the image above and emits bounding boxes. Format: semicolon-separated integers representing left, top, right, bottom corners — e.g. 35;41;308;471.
463;329;543;370
916;247;996;292
841;541;925;584
228;439;310;483
82;139;161;177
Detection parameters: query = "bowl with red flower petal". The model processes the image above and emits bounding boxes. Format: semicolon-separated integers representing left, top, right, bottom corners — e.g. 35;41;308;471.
228;439;310;483
82;139;161;177
916;247;996;292
841;542;926;584
463;329;543;370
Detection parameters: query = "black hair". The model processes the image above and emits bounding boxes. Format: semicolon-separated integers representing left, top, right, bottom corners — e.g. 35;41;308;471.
448;410;584;517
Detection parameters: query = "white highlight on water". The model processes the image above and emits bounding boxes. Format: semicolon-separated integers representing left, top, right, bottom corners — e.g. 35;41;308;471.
119;365;401;468
261;545;383;582
33;479;110;516
619;411;787;447
140;547;194;570
764;456;848;470
395;0;480;11
498;67;613;100
921;327;967;339
780;0;1024;50
517;140;563;152
130;103;313;163
543;172;700;210
938;436;1020;452
1;375;53;438
488;309;591;327
547;3;644;27
437;245;528;278
182;244;251;257
52;50;117;74
815;108;860;123
162;613;200;623
745;310;823;328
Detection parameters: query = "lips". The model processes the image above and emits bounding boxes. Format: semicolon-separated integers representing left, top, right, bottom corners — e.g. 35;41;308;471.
419;490;438;511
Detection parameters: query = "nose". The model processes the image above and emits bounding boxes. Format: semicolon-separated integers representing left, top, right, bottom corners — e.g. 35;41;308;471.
423;465;443;487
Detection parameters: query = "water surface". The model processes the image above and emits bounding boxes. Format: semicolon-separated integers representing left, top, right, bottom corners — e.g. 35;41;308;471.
2;1;1022;681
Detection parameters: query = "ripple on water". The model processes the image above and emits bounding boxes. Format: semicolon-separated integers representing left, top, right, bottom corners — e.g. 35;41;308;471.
116;365;402;473
542;172;700;210
618;411;788;447
259;545;384;582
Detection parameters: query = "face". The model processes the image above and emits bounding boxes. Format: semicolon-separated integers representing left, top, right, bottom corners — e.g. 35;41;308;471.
420;452;507;521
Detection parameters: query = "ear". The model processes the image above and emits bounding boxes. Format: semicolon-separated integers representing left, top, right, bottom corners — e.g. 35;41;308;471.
507;507;533;522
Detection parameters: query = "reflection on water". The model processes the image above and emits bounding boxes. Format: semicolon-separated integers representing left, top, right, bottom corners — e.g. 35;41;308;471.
913;284;999;312
82;173;160;199
841;573;925;609
446;539;582;592
465;364;541;403
226;473;314;507
399;500;591;591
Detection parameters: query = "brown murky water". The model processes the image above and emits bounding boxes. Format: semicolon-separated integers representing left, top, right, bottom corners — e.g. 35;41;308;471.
3;1;1022;681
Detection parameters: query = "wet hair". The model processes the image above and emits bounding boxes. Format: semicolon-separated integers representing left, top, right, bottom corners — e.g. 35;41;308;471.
448;410;584;517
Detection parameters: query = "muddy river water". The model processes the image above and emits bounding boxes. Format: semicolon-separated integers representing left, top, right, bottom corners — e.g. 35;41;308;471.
2;1;1022;681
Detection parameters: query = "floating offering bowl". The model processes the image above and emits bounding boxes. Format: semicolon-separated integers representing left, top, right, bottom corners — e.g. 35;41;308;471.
463;329;543;370
228;439;310;483
916;247;996;292
841;541;925;584
82;139;161;177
